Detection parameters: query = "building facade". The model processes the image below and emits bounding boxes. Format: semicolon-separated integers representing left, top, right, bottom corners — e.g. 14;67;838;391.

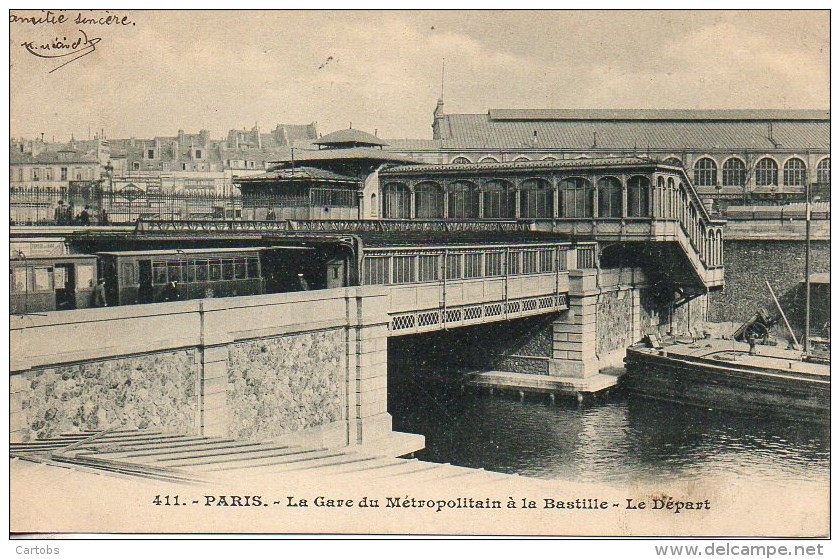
381;104;830;209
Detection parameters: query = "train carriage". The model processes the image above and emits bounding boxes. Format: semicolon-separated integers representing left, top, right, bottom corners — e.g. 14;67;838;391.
10;254;99;314
97;247;267;306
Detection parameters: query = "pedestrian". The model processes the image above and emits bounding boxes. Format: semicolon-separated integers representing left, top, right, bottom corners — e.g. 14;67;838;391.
54;200;66;224
297;273;309;291
93;278;108;307
163;281;180;302
99;208;109;225
266;208;277;221
747;330;757;356
79;206;91;225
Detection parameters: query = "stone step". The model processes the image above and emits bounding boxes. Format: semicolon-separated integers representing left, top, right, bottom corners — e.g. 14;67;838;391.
92;440;267;461
189;448;340;472
146;444;301;467
327;458;422;476
89;436;227;454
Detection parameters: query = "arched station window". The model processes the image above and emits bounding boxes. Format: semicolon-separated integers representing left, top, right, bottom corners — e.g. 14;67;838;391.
448;181;480;219
513;156;530;162
693;157;717;187
816;158;830;185
559;177;593;218
783;158;807;187
541;156;557;161
663;157;682;167
755;158;779;186
722;158;747;187
478;156;499;164
657;177;667;217
627;176;651;217
415;181;445;218
483;179;515;218
382;182;411;219
667;177;677;219
519;178;553;218
451;156;471;164
597;176;623;218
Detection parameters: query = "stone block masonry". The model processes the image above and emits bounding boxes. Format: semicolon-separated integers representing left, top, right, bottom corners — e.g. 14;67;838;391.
708;240;829;338
13;350;197;442
227;331;345;441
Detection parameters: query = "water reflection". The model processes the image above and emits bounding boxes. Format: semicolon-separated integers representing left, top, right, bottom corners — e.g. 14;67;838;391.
388;371;829;488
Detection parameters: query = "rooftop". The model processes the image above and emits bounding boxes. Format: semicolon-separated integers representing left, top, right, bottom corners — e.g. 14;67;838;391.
233;166;359;183
314;128;388;147
487;109;830;121
380;156;659;175
431;109;830;151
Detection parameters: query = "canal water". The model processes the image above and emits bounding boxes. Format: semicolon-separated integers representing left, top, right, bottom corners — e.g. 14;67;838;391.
387;367;830;490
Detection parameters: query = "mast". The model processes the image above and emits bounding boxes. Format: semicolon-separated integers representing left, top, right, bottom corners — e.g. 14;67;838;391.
804;179;811;353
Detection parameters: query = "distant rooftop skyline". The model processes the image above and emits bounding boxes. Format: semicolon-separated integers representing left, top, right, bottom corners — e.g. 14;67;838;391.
9;10;829;142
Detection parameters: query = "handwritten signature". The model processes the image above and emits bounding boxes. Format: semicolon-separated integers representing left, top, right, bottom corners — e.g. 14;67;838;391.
20;28;101;73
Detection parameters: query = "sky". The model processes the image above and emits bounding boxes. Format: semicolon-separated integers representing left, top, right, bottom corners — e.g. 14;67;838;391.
8;9;830;142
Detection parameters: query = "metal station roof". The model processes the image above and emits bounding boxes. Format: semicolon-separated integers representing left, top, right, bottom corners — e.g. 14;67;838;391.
486;109;830;121
429;111;829;151
380;156;658;175
314;128;389;147
233;166;358;183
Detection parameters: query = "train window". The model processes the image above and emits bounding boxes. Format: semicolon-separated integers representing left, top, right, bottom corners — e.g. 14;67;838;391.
209;260;222;281
183;261;195;283
234;259;246;280
485;253;503;277
32;267;53;291
167;262;182;283
392;256;415;284
246;258;259;279
222;260;235;281
538;249;554;273
418;255;439;282
464;253;482;278
508;252;520;275
445;254;461;280
363;257;390;285
522;251;538;274
121;263;136;284
196;260;209;282
153;262;168;284
12;268;28;292
76;265;94;288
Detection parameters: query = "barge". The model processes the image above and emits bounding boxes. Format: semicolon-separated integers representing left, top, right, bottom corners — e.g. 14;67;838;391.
623;339;829;422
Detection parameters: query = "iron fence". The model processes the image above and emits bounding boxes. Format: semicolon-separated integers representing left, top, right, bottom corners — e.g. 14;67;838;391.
10;186;244;225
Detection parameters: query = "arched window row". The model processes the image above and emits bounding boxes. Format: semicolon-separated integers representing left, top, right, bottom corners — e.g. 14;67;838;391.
381;175;662;220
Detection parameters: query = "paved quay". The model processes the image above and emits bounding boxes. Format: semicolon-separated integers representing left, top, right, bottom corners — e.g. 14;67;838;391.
10;429;828;537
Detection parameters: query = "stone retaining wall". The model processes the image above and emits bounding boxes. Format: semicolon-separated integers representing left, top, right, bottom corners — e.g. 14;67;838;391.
10;287;391;446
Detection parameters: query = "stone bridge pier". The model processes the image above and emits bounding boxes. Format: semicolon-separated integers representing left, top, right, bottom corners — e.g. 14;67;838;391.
464;265;708;395
549;267;707;386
